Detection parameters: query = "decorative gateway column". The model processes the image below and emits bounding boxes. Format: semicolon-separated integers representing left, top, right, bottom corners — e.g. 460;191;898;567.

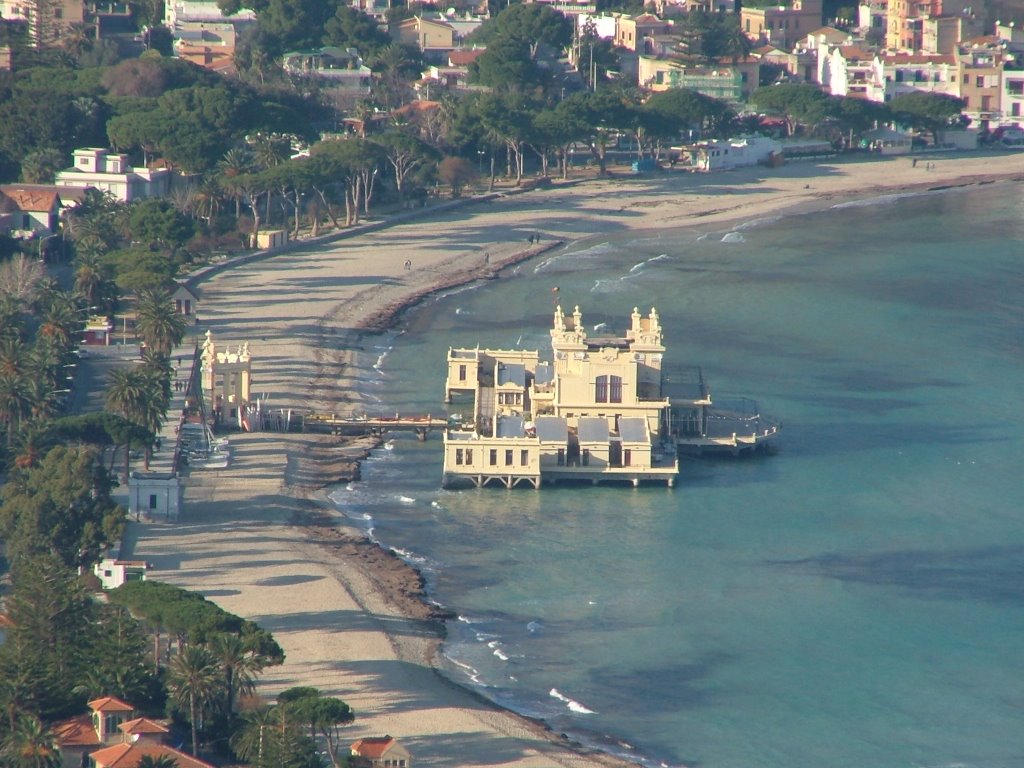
200;330;253;426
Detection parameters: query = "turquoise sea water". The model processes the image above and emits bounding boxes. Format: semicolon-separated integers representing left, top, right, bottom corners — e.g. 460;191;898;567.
330;183;1024;768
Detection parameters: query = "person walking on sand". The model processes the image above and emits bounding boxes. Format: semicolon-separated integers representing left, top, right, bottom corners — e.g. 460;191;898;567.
404;259;412;270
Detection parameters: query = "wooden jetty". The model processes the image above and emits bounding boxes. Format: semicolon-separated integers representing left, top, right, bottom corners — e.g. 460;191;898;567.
302;412;449;439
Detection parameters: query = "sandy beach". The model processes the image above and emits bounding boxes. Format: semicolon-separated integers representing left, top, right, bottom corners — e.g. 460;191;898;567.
128;151;1024;768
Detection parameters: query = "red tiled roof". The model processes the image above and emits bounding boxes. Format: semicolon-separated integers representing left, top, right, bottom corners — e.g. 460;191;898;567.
54;714;100;747
351;736;396;759
90;742;214;768
837;45;873;60
119;717;169;735
0;187;60;212
881;53;955;64
448;48;484;65
88;697;134;714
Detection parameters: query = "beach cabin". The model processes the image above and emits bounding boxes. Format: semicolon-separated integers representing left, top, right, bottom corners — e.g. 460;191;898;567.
685;135;781;171
128;471;182;521
92;557;150;590
254;229;288;249
350;736;412;768
863;126;913;154
172;282;199;324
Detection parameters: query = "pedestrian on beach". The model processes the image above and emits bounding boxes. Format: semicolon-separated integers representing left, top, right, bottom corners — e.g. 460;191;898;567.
484;252;490;264
404;259;412;270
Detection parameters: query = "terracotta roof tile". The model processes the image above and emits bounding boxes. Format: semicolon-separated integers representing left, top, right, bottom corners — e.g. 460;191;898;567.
448;48;484;65
881;53;955;64
0;187;60;212
119;717;169;735
54;714;100;747
88;697;135;714
351;736;396;759
90;742;214;768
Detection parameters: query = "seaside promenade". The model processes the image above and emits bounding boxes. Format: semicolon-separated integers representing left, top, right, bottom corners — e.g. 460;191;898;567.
122;152;1024;767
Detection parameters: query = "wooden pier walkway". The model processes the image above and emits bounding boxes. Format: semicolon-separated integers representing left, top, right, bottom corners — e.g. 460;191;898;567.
302;413;449;439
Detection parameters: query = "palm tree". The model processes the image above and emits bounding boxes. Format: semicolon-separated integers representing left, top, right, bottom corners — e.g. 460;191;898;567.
106;368;149;478
193;177;223;224
0;371;29;447
252;135;290;223
0;715;62;768
167;645;224;757
218;147;256;219
229;707;281;768
135;289;186;357
37;293;80;351
73;251;103;308
136;755;179;768
208;634;259;716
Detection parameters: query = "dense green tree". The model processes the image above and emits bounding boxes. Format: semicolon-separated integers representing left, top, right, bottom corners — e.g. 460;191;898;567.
0;554;97;718
106;110;165;165
560;88;638;175
436;155;476;198
469;3;572;59
576;24;620;90
20;148;65;184
372;131;437;203
532;104;590;179
678;10;751;64
129;200;196;252
308;139;380;225
749;83;835;136
470;36;543;91
887;91;965;143
0;445;122;567
278;688;354;768
222;0;340;56
105;248;181;294
323;6;390;56
75;604;158;706
0;88;103;163
832;96;890;144
369;43;422;109
473;92;537;183
645;88;735;139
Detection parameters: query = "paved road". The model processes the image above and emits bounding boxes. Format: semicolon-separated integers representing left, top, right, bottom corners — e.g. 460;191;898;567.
66;345;140;415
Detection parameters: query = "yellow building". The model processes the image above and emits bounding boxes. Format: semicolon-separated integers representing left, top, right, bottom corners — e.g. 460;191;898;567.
442;304;780;489
442;305;679;489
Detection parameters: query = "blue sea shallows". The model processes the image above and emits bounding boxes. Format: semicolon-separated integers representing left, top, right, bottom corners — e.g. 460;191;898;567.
331;183;1024;768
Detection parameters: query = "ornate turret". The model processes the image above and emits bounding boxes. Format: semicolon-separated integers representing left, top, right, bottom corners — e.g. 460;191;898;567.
627;306;664;352
550;304;588;353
